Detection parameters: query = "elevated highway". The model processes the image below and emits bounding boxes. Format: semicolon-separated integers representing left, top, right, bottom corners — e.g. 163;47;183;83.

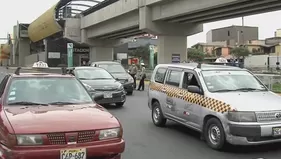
28;0;281;63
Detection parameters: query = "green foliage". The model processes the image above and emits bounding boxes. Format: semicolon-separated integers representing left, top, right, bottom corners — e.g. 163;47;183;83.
230;47;250;58
130;44;150;60
187;48;205;62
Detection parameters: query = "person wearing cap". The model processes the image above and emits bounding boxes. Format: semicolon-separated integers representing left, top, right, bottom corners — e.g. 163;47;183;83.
137;63;146;91
128;62;138;89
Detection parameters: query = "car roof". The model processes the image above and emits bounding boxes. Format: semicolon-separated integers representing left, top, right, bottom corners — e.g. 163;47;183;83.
92;61;121;65
11;73;74;78
72;66;103;70
156;63;243;71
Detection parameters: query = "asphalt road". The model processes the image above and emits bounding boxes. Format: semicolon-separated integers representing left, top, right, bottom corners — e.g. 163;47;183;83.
106;88;281;159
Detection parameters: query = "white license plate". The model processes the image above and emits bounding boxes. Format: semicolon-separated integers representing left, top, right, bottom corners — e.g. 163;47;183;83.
104;92;113;98
273;127;281;136
60;148;86;159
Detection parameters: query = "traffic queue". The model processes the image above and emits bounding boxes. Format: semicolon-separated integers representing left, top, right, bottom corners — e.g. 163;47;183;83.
0;61;127;159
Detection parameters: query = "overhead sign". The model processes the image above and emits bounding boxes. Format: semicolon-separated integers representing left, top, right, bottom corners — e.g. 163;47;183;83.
73;48;90;53
67;43;73;67
28;3;62;42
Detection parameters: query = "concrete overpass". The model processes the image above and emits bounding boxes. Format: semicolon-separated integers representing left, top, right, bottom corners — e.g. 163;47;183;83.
28;0;281;64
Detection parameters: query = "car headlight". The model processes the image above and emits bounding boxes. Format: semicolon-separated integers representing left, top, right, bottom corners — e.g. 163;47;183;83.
128;76;134;83
227;111;257;122
83;83;95;92
117;84;124;91
99;128;121;140
16;135;43;145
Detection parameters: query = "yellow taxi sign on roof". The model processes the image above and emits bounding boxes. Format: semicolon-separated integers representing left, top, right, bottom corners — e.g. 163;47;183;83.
32;61;49;68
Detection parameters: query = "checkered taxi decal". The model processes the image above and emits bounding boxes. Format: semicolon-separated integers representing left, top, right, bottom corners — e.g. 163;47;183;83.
149;82;232;113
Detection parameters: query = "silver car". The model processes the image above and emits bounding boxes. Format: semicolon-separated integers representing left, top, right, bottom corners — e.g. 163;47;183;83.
148;63;281;150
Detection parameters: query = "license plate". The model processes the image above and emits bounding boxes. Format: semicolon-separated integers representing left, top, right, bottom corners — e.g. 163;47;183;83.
104;92;113;98
272;127;281;136
60;148;86;159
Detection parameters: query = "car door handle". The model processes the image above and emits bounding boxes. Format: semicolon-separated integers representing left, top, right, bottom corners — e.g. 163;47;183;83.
178;93;184;97
161;88;166;92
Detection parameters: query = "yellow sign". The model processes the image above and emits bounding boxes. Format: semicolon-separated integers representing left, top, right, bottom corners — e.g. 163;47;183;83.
28;3;62;42
0;44;11;59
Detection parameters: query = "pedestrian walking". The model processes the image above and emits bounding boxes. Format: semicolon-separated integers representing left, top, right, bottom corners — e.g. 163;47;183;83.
128;62;138;89
137;63;146;91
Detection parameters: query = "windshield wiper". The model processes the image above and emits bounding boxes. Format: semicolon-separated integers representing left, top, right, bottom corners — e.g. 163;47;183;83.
212;89;236;92
8;101;48;106
233;88;266;92
79;78;89;80
212;88;266;93
48;102;78;105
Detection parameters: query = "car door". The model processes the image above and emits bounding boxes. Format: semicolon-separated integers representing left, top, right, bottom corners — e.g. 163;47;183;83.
163;68;184;121
175;69;203;129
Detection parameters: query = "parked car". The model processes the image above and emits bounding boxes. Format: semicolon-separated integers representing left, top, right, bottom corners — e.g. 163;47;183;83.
91;61;134;95
148;62;281;150
67;66;126;107
0;62;125;159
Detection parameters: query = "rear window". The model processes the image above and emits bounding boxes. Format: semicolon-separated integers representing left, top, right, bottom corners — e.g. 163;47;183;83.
154;67;167;84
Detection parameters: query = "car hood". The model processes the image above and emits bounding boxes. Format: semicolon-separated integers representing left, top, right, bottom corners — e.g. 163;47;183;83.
208;91;281;111
4;104;120;134
110;73;130;80
81;79;120;88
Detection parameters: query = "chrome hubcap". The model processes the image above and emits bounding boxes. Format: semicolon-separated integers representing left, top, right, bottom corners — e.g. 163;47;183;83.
208;125;221;145
153;107;160;123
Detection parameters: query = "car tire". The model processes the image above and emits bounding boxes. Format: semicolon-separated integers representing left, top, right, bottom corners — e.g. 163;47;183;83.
152;102;166;127
204;118;226;150
116;102;124;107
127;91;133;95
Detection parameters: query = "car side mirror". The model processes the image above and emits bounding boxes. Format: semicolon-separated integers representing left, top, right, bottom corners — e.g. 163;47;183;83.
115;78;119;81
187;85;201;94
93;93;104;101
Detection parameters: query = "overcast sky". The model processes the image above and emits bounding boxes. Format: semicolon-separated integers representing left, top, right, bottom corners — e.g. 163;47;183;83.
1;0;281;47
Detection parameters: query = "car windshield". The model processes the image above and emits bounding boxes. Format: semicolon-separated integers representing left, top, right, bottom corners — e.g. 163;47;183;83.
201;70;267;92
76;69;113;80
99;64;126;73
5;77;93;106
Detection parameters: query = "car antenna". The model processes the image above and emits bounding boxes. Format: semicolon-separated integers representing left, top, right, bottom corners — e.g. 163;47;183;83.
15;67;21;75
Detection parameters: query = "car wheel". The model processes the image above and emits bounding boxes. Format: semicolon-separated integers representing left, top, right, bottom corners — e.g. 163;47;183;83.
116;102;124;107
127;91;133;95
204;118;226;150
152;102;166;127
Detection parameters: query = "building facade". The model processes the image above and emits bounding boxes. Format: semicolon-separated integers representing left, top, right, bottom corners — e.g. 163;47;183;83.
206;25;258;46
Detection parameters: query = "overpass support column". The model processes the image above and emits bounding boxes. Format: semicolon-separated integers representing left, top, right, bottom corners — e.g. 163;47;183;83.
157;36;187;64
89;47;113;62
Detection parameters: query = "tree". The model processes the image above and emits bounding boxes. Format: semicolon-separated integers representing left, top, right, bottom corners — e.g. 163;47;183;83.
230;47;250;59
130;45;150;60
187;48;205;62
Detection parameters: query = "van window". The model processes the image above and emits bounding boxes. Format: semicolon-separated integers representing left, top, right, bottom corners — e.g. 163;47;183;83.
154;68;167;84
183;72;200;89
165;70;182;87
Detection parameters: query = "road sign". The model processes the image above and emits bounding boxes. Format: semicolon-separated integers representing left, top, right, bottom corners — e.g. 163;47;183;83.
67;43;73;67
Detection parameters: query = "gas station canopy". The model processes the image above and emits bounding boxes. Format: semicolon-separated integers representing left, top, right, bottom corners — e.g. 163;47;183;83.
27;0;104;42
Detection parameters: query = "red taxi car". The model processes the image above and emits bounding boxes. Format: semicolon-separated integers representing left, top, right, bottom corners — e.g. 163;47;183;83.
0;67;125;159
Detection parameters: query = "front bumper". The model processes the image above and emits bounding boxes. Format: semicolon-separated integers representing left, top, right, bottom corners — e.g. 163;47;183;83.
95;91;126;105
123;82;134;93
2;139;125;159
226;122;281;145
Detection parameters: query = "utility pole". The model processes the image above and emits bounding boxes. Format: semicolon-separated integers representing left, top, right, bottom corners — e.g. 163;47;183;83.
241;16;244;46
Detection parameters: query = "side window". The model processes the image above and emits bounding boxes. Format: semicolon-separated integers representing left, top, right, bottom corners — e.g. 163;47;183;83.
182;72;200;89
165;70;182;87
0;75;10;97
154;68;167;84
